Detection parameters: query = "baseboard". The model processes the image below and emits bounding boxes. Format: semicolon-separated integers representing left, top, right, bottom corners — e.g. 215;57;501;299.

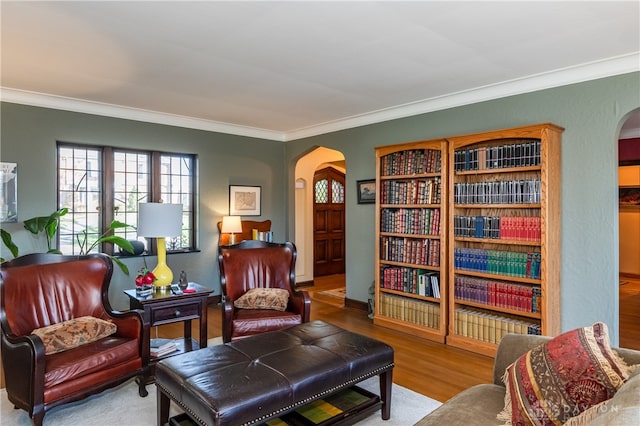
296;280;314;288
345;297;367;311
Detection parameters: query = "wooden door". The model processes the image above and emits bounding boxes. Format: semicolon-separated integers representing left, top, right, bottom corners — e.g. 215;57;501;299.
313;167;345;276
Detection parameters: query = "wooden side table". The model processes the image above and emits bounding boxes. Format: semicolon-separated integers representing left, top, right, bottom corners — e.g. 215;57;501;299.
124;282;212;378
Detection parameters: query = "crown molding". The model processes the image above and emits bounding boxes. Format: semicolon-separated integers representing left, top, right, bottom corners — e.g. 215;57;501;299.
0;89;286;142
2;53;638;143
284;53;640;141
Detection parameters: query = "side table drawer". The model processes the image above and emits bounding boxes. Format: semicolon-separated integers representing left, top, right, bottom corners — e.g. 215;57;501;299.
151;302;200;324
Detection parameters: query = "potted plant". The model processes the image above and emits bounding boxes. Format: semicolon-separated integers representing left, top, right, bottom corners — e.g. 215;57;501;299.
1;208;135;274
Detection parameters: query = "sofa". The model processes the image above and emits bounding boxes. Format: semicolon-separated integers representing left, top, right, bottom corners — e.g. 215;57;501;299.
415;332;640;426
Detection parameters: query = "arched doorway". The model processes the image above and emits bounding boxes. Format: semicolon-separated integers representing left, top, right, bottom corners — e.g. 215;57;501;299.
293;147;346;285
618;109;640;350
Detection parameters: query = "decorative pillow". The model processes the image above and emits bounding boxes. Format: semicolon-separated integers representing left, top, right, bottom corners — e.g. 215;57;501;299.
234;288;289;311
498;322;631;425
32;316;117;355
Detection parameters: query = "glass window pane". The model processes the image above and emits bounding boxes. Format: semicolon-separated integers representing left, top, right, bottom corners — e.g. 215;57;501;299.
332;180;345;204
315;179;328;203
58;145;103;255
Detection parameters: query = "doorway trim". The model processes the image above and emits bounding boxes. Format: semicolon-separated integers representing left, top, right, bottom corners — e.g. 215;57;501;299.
293;147;345;285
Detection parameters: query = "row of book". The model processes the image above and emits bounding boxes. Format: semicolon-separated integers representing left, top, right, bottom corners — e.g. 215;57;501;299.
380;178;441;205
380;149;441;177
380;208;441;236
380;237;441;267
453;140;541;171
453;179;541;204
453;248;542;279
252;229;274;242
150;338;179;358
453;215;541;242
380;266;441;298
454;276;541;313
454;308;541;344
379;293;440;329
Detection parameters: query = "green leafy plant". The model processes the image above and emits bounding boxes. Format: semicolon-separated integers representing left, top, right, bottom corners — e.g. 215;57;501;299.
22;208;68;254
75;220;135;275
1;208;135;274
0;228;19;262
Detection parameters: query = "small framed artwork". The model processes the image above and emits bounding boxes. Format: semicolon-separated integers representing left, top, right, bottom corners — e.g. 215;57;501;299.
357;179;376;204
229;185;261;216
0;162;18;222
619;186;640;208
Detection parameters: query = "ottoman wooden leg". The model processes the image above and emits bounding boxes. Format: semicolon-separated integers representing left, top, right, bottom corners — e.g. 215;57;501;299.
157;387;171;426
379;369;393;420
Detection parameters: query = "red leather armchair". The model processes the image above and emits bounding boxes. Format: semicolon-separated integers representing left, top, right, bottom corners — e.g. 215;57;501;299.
217;240;311;342
0;253;150;426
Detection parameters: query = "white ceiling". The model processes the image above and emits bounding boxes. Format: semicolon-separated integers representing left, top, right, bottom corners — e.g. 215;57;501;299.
1;1;639;141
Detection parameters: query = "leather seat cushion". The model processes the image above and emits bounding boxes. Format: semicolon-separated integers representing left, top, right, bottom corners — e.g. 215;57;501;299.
156;320;394;426
231;309;301;339
45;336;139;388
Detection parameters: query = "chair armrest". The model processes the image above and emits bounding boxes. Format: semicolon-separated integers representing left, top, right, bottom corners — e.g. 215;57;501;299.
1;330;46;410
222;299;235;342
107;309;150;365
108;309;147;338
493;334;551;385
289;290;311;322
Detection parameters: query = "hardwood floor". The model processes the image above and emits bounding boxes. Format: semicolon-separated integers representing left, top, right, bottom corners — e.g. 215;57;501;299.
157;275;494;403
620;276;640;350
156;274;640;403
1;275;636;397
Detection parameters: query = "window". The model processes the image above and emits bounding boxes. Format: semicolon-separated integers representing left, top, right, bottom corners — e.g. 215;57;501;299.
57;143;196;255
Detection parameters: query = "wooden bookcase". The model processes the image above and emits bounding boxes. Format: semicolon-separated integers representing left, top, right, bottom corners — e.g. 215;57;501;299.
446;123;563;356
374;139;448;343
372;123;562;356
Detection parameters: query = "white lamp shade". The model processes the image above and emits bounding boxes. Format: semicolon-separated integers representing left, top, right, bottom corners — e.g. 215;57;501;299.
221;216;242;233
137;203;183;237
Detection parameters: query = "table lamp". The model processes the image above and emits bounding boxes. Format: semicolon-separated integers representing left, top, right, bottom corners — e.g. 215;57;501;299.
137;202;183;289
221;215;242;244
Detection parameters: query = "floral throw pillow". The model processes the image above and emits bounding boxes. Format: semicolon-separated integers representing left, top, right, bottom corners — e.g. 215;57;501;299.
498;322;631;425
32;316;117;355
234;288;289;311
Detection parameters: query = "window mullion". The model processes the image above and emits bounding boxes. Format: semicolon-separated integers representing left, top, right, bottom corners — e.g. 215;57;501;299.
151;152;162;202
102;147;114;255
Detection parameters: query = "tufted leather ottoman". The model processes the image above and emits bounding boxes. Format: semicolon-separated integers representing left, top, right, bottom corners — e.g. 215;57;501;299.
155;320;394;426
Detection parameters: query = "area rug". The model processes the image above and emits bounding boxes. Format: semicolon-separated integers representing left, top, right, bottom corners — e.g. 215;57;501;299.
1;337;441;425
317;287;347;299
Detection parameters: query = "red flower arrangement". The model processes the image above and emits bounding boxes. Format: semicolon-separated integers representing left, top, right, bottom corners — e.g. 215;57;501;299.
135;268;156;287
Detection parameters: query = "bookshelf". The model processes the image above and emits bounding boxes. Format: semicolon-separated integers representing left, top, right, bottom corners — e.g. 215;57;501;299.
374;139;448;343
446;123;563;356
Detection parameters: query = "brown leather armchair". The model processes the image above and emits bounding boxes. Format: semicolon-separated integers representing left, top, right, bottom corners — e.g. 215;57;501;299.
0;253;150;426
217;240;310;342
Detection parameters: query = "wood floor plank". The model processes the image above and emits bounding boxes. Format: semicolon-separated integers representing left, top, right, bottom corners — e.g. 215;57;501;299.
153;274;640;402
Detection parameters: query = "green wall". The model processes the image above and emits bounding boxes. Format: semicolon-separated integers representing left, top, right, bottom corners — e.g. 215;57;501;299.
0;104;286;309
285;72;640;344
2;72;639;343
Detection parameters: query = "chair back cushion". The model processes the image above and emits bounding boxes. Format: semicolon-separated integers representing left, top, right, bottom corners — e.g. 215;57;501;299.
218;241;296;302
217;219;271;245
1;254;113;336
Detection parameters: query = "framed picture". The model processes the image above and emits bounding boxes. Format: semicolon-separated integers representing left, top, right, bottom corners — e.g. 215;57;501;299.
356;179;376;204
619;186;640;208
229;185;261;216
0;162;17;222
